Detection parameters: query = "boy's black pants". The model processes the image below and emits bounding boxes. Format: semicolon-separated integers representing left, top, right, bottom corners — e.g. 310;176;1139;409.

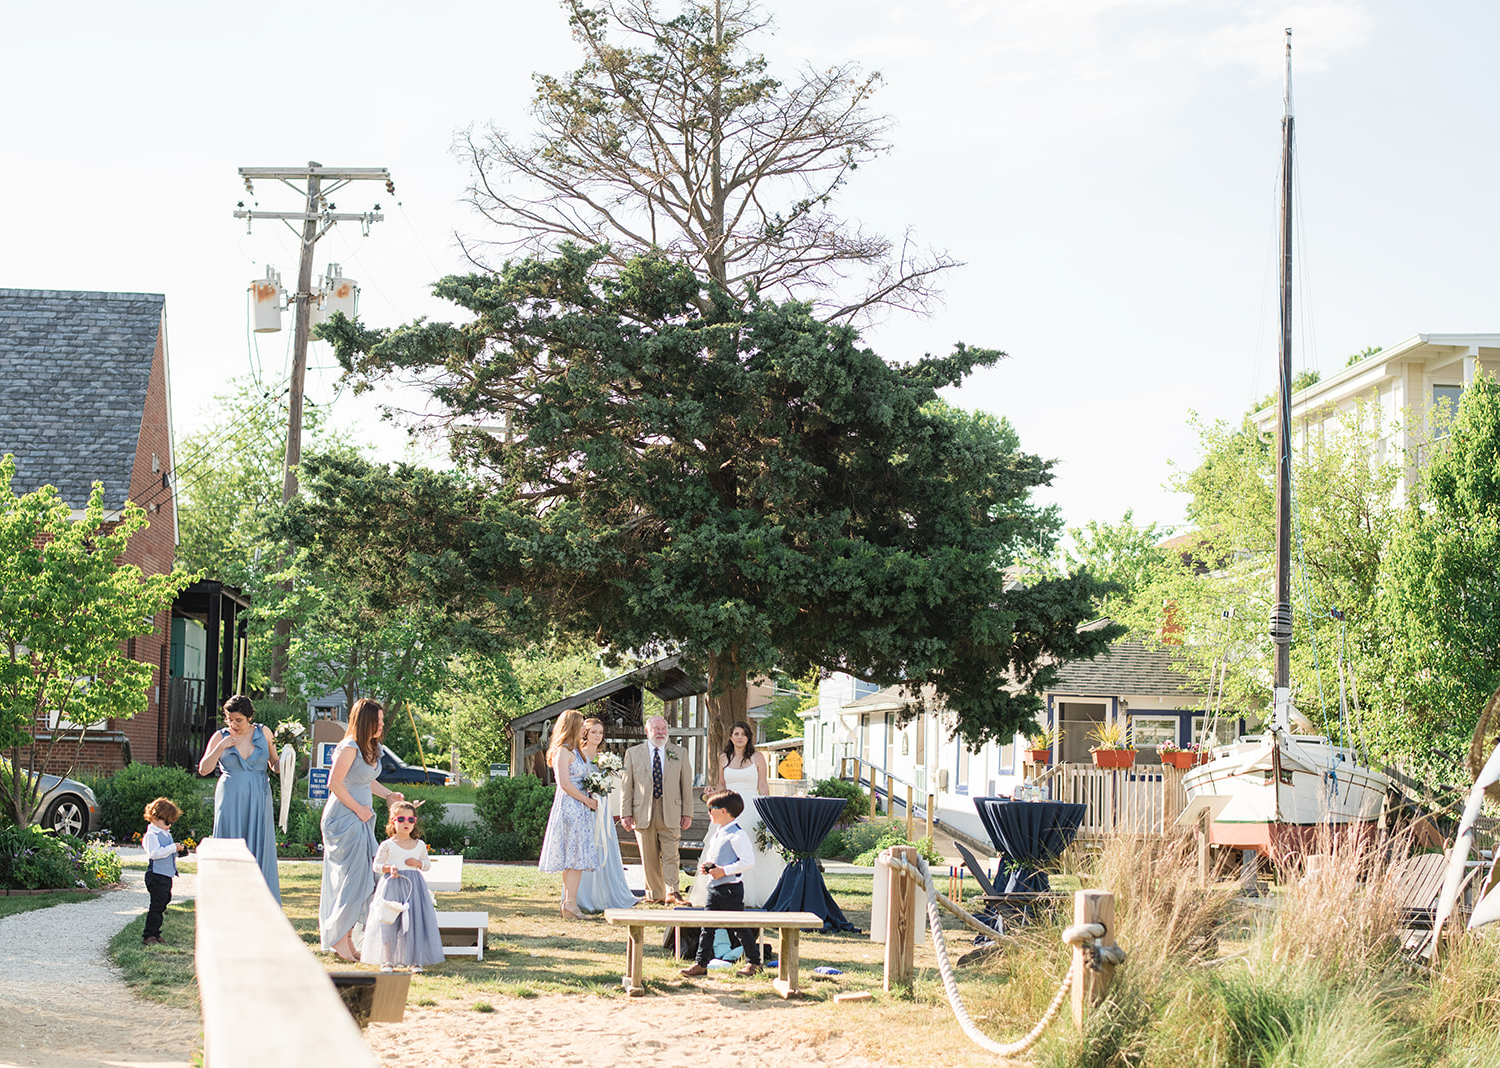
693;881;761;967
144;870;173;940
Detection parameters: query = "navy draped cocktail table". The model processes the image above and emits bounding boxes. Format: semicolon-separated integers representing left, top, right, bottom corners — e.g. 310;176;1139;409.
973;797;1085;893
756;795;860;933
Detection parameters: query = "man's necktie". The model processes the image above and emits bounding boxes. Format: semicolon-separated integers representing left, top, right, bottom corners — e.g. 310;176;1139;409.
652;746;663;799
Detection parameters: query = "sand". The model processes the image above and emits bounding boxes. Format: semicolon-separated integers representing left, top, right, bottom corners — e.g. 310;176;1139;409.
367;990;885;1068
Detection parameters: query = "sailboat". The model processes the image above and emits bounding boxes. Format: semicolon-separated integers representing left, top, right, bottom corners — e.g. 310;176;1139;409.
1181;30;1390;857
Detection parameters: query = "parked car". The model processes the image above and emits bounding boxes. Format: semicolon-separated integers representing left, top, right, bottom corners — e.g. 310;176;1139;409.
0;762;100;837
376;745;454;786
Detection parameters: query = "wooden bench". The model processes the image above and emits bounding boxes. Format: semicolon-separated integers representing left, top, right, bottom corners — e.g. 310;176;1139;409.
434;910;489;960
426;854;463;892
603;908;823;999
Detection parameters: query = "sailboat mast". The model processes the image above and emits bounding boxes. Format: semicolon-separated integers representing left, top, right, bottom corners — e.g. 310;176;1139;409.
1272;29;1295;696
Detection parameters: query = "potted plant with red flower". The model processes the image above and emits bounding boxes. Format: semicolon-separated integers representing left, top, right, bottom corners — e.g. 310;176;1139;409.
1159;740;1211;769
1088;721;1136;769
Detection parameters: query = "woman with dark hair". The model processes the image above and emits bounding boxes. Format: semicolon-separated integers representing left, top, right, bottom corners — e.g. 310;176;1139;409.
708;720;784;907
198;694;281;902
319;698;405;961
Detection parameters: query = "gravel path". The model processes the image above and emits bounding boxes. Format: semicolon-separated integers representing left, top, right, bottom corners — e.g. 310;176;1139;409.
0;853;201;1068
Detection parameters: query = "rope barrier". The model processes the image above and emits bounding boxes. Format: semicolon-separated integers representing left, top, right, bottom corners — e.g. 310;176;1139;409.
876;853;1126;1058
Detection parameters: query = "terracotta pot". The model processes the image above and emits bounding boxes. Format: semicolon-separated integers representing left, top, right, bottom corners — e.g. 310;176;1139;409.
1091;749;1136;770
1162;751;1196;770
1027;748;1052;766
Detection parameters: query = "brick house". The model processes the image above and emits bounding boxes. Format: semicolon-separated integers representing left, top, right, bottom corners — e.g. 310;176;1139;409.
0;288;179;775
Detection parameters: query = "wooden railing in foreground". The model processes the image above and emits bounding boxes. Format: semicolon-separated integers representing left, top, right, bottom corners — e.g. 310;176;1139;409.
1032;763;1191;838
196;838;373;1068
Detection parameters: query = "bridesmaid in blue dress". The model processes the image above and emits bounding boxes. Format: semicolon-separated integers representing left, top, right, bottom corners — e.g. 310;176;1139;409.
537;710;601;919
576;717;636;912
198;694;281;902
318;698;405;962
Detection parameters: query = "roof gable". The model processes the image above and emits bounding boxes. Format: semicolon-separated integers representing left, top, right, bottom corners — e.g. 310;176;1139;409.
0;288;164;509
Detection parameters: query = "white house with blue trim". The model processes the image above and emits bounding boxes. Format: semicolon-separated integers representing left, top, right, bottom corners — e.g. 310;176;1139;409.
799;635;1215;844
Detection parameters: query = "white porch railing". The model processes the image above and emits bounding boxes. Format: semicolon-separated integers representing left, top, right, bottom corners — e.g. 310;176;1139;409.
1032;762;1191;837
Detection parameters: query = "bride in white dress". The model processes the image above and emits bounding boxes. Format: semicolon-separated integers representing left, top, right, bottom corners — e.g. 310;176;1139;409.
709;721;786;908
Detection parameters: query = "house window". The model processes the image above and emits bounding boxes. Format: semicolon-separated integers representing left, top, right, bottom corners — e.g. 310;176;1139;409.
1433;385;1462;437
1131;715;1178;766
998;740;1016;776
956;744;970;795
1193;715;1239;746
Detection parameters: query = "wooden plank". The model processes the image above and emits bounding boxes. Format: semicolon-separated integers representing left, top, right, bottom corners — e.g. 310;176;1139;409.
196;838;374;1067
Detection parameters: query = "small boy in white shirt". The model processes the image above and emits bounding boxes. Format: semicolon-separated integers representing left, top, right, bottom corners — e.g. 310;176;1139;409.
680;790;762;979
141;797;187;946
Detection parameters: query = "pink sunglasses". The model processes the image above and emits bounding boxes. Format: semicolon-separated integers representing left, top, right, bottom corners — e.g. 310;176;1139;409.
393;815;417;823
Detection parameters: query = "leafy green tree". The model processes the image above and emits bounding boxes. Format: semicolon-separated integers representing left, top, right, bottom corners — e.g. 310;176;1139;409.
1061;510;1176;620
1130;403;1400;736
301;250;1118;756
761;672;817;742
459;0;953;321
431;641;607;781
0;456;192;825
1375;377;1500;784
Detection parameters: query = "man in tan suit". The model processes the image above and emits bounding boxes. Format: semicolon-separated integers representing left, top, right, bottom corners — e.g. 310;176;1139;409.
620;715;695;904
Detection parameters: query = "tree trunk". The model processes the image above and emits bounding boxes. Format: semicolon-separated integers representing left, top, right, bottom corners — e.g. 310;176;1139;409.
703;650;748;786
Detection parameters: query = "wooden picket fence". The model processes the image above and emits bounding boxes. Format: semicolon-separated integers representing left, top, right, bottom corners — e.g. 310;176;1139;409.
1033;762;1192;839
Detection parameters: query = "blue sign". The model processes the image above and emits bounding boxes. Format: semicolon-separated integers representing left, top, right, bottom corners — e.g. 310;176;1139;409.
308;767;330;802
316;741;339;768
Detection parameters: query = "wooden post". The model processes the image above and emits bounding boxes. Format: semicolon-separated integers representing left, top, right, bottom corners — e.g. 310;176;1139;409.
1070;889;1117;1030
926;793;934;839
1197;808;1212;888
906;784;915;839
883;845;921;991
870;768;879;818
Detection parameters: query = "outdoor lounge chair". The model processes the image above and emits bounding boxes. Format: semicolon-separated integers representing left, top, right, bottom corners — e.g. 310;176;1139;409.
1392;851;1478;956
953;841;997;898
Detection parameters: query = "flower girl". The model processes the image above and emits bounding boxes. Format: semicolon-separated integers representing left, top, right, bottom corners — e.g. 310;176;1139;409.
361;800;446;972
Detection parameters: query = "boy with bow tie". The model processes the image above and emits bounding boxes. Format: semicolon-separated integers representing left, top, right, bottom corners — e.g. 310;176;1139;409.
680;789;763;978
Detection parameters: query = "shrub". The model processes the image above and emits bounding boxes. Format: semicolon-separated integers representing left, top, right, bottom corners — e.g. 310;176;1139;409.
474;775;554;859
95;764;212;841
0;825;89;889
817;828;847;860
81;838;122;885
282;793;322;846
809;777;867;827
422;818;470;855
465;829;525;862
373;794;448;831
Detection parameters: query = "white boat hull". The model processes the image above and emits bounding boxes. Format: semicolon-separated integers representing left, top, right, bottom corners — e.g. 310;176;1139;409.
1182;733;1389;854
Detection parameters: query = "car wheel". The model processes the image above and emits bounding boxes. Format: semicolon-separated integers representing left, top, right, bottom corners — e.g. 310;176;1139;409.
46;796;88;837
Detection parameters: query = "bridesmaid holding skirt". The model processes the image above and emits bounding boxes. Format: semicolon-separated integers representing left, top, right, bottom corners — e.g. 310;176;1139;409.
318;698;405;962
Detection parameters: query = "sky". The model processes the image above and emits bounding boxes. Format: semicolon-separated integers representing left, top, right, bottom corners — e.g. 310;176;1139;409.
4;0;1498;536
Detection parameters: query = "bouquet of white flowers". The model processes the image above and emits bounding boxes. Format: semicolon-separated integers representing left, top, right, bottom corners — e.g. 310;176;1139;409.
272;721;306;752
582;751;624;797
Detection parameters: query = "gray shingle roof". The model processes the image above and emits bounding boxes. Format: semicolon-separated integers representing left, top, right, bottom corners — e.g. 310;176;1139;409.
1050;639;1201;698
0;288;164;509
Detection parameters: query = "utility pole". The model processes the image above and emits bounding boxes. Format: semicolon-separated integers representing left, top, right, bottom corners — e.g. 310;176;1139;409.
235;162;393;697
